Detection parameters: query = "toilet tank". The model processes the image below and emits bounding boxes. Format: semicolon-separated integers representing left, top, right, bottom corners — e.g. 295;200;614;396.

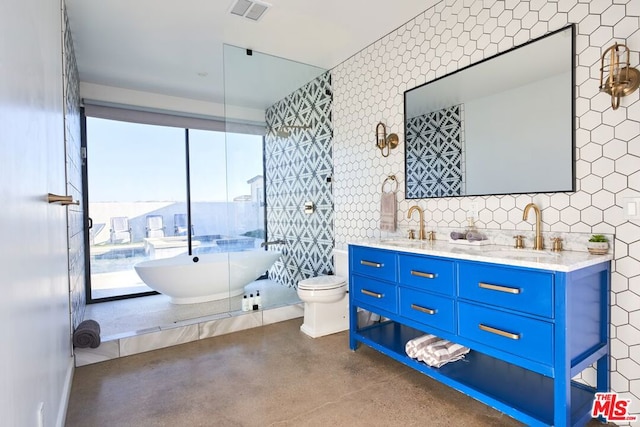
332;249;349;282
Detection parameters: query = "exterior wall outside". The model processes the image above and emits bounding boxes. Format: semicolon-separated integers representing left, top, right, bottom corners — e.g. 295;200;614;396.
0;0;74;425
332;0;640;420
89;201;263;245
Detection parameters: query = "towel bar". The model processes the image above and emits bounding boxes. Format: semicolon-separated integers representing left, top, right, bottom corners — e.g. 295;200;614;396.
381;175;398;193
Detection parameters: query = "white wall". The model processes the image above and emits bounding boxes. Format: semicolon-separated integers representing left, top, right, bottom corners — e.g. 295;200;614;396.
332;0;640;420
0;0;73;425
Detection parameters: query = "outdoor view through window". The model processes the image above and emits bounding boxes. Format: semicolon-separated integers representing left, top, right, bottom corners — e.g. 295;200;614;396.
87;117;265;300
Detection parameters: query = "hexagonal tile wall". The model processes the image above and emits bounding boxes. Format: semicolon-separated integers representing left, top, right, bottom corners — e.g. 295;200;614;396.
331;0;640;415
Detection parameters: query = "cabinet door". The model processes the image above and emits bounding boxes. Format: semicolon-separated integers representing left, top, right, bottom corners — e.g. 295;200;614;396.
399;254;455;296
459;262;554;318
399;287;455;333
351;246;397;282
351;275;398;314
458;302;553;366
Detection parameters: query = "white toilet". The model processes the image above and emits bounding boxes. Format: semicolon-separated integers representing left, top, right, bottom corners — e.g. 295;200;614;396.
297;249;349;338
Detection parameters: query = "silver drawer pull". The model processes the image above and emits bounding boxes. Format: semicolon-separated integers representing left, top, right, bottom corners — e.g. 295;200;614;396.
361;289;383;299
360;260;382;268
410;270;435;279
411;304;436;315
478;282;521;294
479;324;521;340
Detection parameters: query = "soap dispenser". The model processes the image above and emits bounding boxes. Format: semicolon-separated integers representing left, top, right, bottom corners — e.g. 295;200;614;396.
255;290;262;309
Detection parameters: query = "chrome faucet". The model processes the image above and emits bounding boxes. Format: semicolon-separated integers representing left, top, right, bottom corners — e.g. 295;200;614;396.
522;203;543;250
407;205;426;240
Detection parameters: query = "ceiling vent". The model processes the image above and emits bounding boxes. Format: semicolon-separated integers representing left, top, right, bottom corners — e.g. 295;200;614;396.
229;0;271;22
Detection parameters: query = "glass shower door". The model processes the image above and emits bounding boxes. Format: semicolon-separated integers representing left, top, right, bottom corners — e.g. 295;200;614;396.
188;129;265;312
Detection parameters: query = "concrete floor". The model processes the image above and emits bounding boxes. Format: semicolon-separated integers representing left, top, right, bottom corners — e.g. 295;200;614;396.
66;319;610;427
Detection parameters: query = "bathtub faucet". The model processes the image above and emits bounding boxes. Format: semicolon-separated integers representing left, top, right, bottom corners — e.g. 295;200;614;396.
261;239;286;248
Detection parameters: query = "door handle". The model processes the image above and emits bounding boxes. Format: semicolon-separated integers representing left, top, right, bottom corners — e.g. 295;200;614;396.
410;304;436;315
361;289;383;298
410;270;435;279
360;260;382;268
479;324;520;340
478;282;521;294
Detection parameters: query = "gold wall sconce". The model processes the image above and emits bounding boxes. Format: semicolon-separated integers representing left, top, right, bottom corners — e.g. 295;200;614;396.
375;122;399;157
599;43;640;110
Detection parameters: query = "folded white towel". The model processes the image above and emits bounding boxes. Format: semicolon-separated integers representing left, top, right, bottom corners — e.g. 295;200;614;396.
405;335;470;368
380;191;397;231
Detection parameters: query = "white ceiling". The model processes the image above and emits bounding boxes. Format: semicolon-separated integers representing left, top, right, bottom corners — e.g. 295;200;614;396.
65;0;441;109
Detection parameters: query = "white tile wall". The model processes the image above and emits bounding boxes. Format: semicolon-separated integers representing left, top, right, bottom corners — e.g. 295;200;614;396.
332;0;640;421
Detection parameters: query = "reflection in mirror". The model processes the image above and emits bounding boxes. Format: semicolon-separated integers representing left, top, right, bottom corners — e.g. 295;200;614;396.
404;25;575;199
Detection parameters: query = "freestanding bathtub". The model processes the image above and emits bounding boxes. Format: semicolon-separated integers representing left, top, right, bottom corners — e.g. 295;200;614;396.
134;250;281;304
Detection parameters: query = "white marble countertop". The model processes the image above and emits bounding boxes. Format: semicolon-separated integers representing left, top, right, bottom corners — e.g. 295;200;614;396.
349;239;613;272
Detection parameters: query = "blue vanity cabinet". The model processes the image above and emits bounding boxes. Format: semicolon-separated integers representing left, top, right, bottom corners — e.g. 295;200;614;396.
348;244;610;427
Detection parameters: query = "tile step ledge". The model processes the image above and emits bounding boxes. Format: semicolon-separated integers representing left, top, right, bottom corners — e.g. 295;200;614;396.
74;303;304;367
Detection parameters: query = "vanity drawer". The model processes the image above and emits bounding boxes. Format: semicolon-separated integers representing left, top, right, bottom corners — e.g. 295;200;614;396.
351;246;397;282
399;287;455;333
458;302;553;366
351;275;397;314
458;263;554;318
399;255;455;296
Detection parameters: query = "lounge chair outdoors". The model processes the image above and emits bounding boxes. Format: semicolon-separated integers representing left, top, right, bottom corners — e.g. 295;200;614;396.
174;213;194;236
145;215;165;238
109;216;132;244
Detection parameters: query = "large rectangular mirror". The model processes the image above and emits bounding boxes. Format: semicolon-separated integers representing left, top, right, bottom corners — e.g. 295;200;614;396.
404;25;575;198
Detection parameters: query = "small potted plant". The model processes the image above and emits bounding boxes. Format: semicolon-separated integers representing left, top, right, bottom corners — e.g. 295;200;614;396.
587;234;609;255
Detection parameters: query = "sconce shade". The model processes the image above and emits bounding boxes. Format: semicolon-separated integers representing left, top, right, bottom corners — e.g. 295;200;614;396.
375;122;399;157
599;43;640;109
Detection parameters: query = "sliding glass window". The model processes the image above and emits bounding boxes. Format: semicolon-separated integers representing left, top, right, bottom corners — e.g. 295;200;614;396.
86;118;185;300
85;117;265;302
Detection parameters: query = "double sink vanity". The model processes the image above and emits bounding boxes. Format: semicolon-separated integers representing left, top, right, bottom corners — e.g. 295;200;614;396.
348;238;611;427
350;21;610;427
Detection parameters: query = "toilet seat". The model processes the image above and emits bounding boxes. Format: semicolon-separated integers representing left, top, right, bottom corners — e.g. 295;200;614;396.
298;275;346;291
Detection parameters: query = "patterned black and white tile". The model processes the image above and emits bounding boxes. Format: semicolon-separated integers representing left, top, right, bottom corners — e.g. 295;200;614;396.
265;72;334;289
63;6;85;329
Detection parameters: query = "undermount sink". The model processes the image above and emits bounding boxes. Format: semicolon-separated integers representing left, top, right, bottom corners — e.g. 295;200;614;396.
480;248;560;259
379;239;425;247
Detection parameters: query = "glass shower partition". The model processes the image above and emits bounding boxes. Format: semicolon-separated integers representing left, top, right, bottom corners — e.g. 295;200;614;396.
222;44;327;310
83;44;329;335
187;129;265;313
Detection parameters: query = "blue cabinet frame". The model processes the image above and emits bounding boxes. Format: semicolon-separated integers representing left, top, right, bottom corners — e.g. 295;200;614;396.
348;245;610;427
